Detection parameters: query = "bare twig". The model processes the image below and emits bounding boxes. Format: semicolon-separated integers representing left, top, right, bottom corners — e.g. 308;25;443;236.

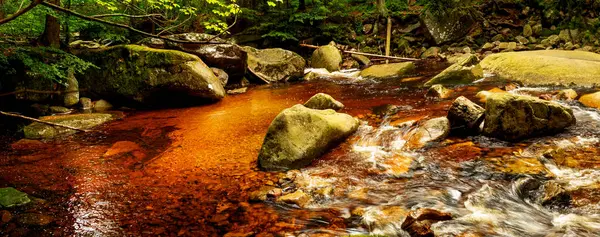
0;111;91;132
157;15;193;35
0;0;43;25
300;43;420;62
91;13;162;19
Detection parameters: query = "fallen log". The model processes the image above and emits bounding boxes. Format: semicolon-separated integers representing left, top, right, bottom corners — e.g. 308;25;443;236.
0;111;91;133
300;43;420;62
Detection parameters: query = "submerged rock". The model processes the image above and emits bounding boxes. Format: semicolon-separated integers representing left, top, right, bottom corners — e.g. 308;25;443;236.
579;91;600;109
242;46;306;83
277;190;311;207
426;84;453;99
311;43;342;72
480;50;600;87
483;93;576;141
17;213;53;226
23;113;114;139
359;62;416;79
406;117;450;149
77;45;225;105
303;93;344;111
424;54;483;86
402;208;453;237
258;105;359;171
447;96;484;135
555;89;578;101
0;187;31;208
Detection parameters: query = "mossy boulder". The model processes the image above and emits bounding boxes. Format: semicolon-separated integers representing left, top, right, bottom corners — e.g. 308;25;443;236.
310;44;342;72
24;113;114;139
483;93;576;141
303;93;344;111
424;54;483;86
0;187;31;208
579;91;600;109
360;62;416;79
77;45;225;105
242;46;306;83
258;104;359;171
420;10;475;45
480;50;600;87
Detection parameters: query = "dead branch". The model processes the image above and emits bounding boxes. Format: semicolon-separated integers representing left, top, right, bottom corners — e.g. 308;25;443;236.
0;0;43;25
0;89;86;97
0;111;91;132
91;13;162;19
40;1;229;45
300;43;420;62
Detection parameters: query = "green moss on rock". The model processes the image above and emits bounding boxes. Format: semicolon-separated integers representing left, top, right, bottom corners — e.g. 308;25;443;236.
480;50;600;87
258;104;359;171
0;187;31;208
424;54;483;86
24;113;114;139
360;62;416;79
303;93;344;111
311;45;342;72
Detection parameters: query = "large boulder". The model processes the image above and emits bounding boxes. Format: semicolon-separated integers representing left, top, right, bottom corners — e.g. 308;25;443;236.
447;96;485;135
303;93;344;111
420;11;476;45
424;54;483;86
170;43;247;83
24;113;114;139
242;46;306;83
483;93;576;141
310;44;343;72
77;45;225;105
579;91;600;109
258;104;359;171
480;50;600;87
360;62;416;79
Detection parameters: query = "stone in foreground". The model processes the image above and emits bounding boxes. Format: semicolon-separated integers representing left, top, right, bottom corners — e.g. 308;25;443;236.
77;45;225;105
406;117;450;149
359;62;416;79
579;91;600;109
0;187;31;208
483;93;576;141
424;54;483;86
447;96;485;135
480;50;600;87
258;105;359;171
310;44;343;72
426;84;453;99
24;113;114;139
242;46;306;83
303;93;344;111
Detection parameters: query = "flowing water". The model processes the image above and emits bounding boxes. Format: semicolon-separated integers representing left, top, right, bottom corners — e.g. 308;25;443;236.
2;72;600;237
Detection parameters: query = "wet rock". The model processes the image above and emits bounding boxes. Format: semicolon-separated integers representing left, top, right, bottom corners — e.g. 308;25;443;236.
372;104;410;116
447;96;484;135
16;213;53;226
49;106;70;114
483;93;576;141
532;24;543;36
555;89;578;101
420;10;475;45
226;87;248;95
249;186;281;202
515;36;529;45
579;91;600;109
421;47;441;58
93;99;113;112
347;188;369;202
77;45;225;105
481;42;494;50
258;105;359;171
359;62;416;79
1;210;12;223
541;181;570;207
523;24;533;37
23;113;114;139
277;190;311;207
311;43;343;72
380;154;414;177
480;50;600;87
211;68;229;86
303;93;344;111
406;117;450;149
351;54;371;66
63;71;79;107
426;84;453;99
424;54;483;86
0;187;31;208
103;141;143;158
476;157;552;178
475;88;507;103
242;46;306;83
10;139;47;151
79;97;92;110
360;206;409;235
401;208;453;237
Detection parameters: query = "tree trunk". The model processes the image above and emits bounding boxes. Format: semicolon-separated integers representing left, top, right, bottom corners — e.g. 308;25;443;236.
40;0;61;48
299;0;306;10
0;0;5;19
376;0;388;17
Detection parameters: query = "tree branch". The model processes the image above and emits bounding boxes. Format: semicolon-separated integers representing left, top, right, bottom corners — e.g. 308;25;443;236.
0;111;91;132
90;13;162;19
40;1;229;45
0;0;43;25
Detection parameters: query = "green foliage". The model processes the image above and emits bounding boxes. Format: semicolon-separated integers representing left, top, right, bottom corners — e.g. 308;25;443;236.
0;46;96;85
